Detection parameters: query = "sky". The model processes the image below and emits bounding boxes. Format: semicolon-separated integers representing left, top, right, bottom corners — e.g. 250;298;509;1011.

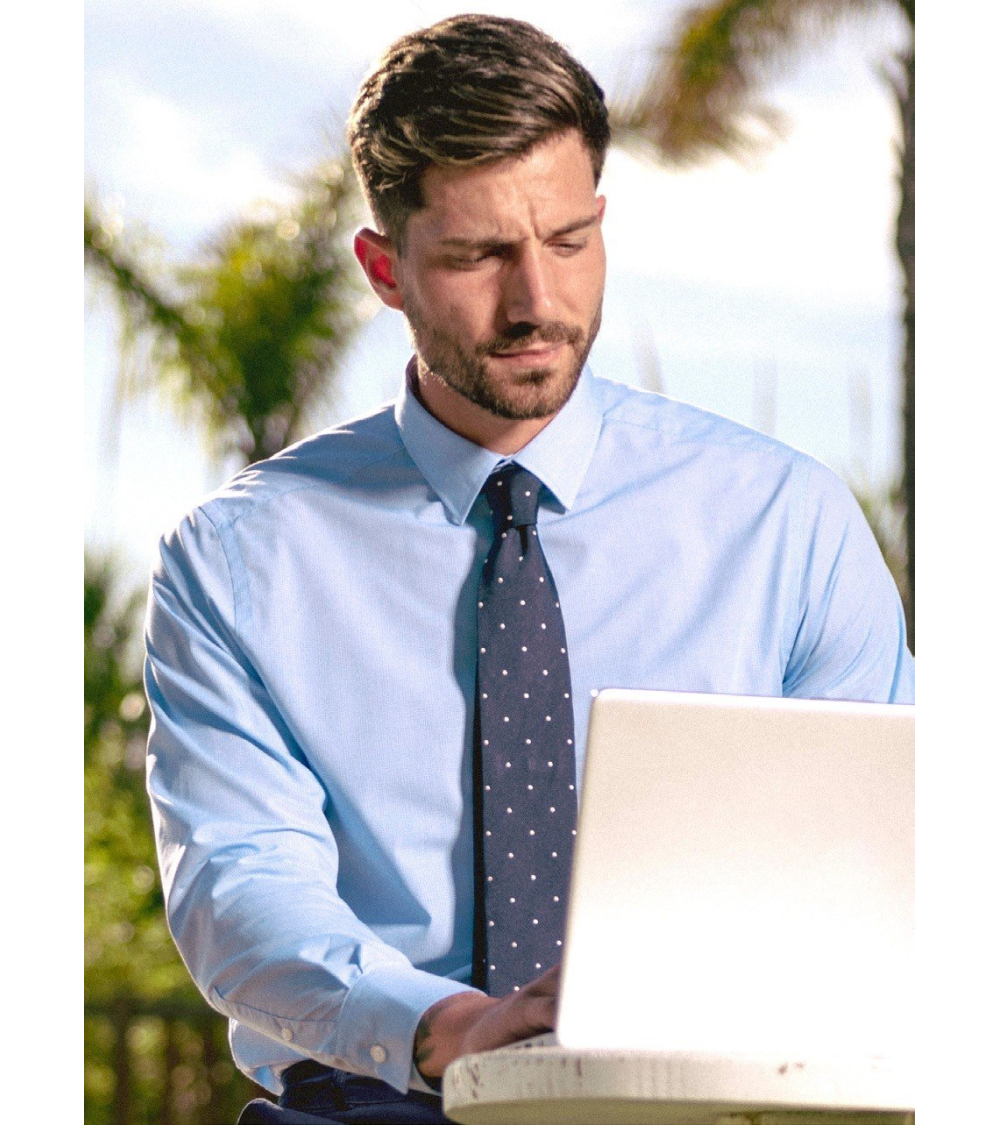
85;0;913;583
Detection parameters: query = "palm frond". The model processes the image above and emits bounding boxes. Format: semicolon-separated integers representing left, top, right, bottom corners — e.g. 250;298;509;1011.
84;197;191;348
85;154;365;467
613;0;900;166
180;159;364;462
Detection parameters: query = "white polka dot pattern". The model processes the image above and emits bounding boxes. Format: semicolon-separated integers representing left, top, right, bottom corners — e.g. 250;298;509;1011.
474;465;577;996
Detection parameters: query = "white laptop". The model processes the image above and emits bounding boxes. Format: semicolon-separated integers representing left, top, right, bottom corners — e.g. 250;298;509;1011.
555;689;915;1062
445;689;914;1120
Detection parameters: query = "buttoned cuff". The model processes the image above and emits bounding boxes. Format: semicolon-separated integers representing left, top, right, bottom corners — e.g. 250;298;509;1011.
333;962;479;1093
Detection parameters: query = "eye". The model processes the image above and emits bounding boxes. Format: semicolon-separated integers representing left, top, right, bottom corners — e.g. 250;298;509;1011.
449;248;501;269
551;239;586;256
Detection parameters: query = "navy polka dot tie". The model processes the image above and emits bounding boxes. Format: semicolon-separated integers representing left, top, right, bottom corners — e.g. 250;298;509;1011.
473;464;577;997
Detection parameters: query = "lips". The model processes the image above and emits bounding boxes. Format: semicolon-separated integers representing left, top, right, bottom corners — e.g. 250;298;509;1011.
480;325;580;361
488;335;571;361
490;343;564;359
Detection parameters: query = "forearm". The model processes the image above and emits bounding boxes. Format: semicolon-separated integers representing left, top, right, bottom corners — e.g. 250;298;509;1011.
159;803;480;1092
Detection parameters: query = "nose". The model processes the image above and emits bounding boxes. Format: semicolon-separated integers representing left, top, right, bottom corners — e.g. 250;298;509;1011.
502;244;554;326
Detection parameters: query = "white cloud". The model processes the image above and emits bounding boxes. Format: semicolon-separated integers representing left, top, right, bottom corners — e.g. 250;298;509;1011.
86;0;680;103
87;73;295;243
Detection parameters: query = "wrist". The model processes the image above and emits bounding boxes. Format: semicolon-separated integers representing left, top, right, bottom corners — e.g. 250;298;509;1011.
413;990;495;1080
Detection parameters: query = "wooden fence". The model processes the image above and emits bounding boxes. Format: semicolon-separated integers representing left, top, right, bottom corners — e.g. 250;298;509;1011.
84;996;267;1125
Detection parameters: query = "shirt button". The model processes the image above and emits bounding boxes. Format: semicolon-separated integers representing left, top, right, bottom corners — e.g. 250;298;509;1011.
370;1044;387;1064
281;1028;293;1042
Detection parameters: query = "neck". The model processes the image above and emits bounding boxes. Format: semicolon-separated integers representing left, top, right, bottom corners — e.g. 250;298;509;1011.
413;363;556;455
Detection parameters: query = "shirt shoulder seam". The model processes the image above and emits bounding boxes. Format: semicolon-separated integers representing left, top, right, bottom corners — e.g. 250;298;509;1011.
194;503;249;630
203;444;410;534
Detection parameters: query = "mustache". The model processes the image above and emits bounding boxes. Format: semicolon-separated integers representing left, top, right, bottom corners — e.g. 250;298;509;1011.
477;322;583;356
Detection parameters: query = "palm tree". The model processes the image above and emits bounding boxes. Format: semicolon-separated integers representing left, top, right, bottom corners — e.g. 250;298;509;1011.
85;156;364;467
615;0;915;650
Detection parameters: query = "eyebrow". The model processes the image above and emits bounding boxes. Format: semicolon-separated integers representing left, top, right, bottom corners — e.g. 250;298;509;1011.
437;212;602;250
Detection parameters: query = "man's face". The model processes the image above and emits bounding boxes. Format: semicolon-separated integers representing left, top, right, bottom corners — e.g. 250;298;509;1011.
393;131;606;423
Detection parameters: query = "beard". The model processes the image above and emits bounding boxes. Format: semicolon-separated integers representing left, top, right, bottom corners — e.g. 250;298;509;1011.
403;300;602;421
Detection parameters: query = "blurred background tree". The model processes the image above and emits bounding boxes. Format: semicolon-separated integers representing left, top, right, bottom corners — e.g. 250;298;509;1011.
85;157;363;466
84;153;362;1124
614;0;915;648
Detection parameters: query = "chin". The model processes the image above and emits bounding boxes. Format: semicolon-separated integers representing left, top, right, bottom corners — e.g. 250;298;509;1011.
480;365;579;421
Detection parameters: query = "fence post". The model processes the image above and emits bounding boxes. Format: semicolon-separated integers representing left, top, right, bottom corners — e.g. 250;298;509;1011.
160;1017;179;1125
202;1017;228;1124
111;995;132;1125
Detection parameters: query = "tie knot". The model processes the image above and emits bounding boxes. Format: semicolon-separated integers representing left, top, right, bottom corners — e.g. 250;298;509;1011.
482;465;542;531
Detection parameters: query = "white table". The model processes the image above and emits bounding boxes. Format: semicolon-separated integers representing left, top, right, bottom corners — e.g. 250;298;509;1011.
443;1048;914;1125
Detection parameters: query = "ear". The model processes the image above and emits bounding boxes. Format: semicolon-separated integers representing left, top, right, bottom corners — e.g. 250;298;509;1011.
354;227;404;310
595;195;607;223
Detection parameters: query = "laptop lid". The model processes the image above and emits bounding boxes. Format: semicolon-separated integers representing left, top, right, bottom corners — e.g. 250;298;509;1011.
556;689;914;1061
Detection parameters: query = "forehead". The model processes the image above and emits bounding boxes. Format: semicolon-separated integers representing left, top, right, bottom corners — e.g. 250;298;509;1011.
410;131;599;244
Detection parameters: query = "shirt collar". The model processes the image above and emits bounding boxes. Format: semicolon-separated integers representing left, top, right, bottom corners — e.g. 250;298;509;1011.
394;358;603;525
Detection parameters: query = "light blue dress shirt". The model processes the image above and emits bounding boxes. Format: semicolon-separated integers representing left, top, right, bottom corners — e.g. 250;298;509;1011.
144;365;914;1095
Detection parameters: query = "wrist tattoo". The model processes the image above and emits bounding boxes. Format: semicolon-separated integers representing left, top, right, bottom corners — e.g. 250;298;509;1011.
413;1005;439;1070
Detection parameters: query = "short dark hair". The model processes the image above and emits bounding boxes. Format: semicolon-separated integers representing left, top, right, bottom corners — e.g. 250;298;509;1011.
347;15;610;247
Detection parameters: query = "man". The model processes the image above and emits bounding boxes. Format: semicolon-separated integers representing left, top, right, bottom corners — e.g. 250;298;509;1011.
144;15;914;1125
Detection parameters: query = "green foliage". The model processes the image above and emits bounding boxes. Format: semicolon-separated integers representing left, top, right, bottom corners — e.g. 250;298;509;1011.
84;553;192;1003
85;158;364;466
613;0;901;165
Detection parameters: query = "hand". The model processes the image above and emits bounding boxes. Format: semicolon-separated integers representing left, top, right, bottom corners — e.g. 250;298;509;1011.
413;963;560;1080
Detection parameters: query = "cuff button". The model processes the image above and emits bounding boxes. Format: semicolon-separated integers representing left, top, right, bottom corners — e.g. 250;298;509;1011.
281;1028;293;1042
369;1044;387;1064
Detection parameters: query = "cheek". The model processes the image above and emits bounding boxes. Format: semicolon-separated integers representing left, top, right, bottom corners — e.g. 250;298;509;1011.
438;284;498;333
405;283;470;336
565;259;605;314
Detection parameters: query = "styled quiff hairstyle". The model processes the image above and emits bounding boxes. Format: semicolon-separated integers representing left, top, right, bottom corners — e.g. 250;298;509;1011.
347;15;610;247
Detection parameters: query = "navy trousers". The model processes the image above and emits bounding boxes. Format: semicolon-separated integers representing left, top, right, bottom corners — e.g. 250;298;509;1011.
237;1061;452;1124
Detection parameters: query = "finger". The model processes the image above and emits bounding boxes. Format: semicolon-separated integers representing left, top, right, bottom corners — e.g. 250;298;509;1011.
471;988;557;1052
520;997;557;1040
506;986;558;1031
522;961;561;995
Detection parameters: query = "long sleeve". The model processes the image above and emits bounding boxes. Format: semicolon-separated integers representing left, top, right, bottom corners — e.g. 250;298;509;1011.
782;457;914;704
144;506;474;1094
